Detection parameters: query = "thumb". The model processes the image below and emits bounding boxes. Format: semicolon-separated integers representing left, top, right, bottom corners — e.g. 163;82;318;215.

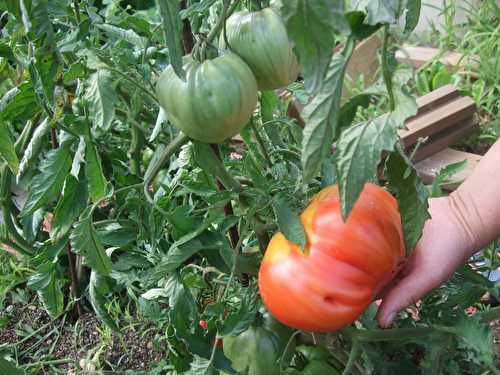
376;271;440;328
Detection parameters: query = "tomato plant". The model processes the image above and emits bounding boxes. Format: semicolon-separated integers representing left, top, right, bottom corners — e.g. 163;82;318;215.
0;0;498;373
259;183;405;332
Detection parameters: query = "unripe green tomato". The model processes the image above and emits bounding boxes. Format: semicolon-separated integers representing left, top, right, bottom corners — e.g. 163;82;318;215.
155;52;258;144
142;148;154;168
222;8;300;90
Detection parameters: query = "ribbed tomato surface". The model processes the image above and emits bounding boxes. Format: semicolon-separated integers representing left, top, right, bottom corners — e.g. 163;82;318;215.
259;183;405;332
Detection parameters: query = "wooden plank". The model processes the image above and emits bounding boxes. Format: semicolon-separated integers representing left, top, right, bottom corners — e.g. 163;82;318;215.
411;117;479;162
414;84;460;116
395;45;476;69
415;148;481;190
345;34;381;87
399;96;476;147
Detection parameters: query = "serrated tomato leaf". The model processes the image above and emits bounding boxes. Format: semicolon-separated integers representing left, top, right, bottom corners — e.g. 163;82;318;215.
20;139;74;217
282;0;349;94
0;123;19;174
301;40;355;184
385;150;429;254
70;210;112;275
89;270;119;331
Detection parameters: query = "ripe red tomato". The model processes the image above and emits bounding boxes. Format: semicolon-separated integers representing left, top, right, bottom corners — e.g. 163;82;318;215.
199;320;208;330
259;183;405;332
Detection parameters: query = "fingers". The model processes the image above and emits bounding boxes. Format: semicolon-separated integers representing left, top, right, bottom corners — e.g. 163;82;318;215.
376;269;440;328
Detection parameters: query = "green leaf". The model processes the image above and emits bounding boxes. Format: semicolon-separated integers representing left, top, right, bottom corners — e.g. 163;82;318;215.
89;270;119;331
272;194;306;250
301;40;355;184
338;93;375;130
37;268;64;319
0;357;24;375
50;175;88;241
336;83;417;219
385;150;429;254
20;0;54;44
346;11;382;40
218;289;258;337
70;210;112;275
28;262;55;290
84;70;118;130
17;117;52;181
95;220;138;246
454;316;494;366
167;274;233;372
153;240;205;278
430;159;467;197
0;83;37;122
82;133;108;202
20;139;74;217
404;0;421;34
351;0;400;25
155;0;186;80
28;50;59;106
95;24;148;49
282;0;349;93
0;123;19;174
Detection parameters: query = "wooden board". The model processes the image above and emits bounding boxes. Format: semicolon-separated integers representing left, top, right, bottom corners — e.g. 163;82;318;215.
410;117;478;162
345;33;381;87
395;45;478;69
415;148;481;190
399;96;476;147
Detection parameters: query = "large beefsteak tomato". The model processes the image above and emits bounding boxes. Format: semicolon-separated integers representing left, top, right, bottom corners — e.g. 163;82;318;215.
259;183;405;332
155;52;258;144
223;8;300;90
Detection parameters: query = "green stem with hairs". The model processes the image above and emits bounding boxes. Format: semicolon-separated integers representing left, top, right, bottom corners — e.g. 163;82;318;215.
143;133;190;203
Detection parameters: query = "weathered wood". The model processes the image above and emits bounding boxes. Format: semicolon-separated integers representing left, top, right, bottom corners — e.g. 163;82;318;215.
395;45;478;69
415;148;481;190
414;84;460;116
345;34;381;88
410;117;478;162
399;96;476;147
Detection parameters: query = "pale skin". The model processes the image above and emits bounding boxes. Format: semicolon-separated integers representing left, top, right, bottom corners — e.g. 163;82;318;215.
377;139;500;327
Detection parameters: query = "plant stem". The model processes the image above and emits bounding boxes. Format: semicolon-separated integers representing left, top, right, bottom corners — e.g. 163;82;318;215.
73;0;81;23
210;145;240;249
49;127;81;317
105;67;158;104
143;133;190;203
382;25;395;111
342;340;361;375
181;0;195;54
67;244;82;318
21;359;73;368
199;0;239;60
250;118;273;168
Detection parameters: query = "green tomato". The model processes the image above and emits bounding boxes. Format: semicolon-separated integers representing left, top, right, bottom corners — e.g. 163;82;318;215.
142;147;154;168
223;313;295;375
156;52;258;144
223;8;300;91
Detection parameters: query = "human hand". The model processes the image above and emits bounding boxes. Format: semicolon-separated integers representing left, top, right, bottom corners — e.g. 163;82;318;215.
376;196;474;327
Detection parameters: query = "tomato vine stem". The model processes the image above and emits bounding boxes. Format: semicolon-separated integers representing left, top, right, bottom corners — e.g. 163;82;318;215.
143;133;190;204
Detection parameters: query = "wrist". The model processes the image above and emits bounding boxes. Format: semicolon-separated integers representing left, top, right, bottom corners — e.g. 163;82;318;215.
445;190;483;257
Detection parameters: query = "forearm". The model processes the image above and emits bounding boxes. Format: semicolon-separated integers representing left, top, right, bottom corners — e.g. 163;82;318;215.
447;139;500;255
